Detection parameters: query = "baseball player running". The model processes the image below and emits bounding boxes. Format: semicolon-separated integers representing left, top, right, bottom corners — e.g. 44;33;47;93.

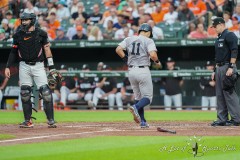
115;23;161;128
5;12;61;128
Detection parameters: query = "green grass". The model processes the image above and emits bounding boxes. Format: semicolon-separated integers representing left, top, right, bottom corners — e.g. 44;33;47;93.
0;136;240;160
0;110;216;124
0;134;15;140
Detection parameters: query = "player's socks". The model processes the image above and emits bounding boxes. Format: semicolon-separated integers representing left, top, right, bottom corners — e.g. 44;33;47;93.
138;107;146;122
135;97;150;110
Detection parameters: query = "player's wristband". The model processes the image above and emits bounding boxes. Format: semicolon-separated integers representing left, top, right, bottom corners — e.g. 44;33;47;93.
228;63;236;68
47;57;55;70
122;55;128;64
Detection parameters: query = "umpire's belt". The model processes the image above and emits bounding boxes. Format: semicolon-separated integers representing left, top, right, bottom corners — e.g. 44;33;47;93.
129;65;148;68
25;61;37;65
216;62;229;67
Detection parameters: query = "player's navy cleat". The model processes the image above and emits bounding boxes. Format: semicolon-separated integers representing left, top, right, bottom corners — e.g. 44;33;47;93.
129;105;141;123
48;119;57;128
19;120;34;128
140;121;149;128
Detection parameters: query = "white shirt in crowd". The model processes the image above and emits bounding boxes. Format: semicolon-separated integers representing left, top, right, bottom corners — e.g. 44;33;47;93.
57;7;70;21
114;28;134;40
163;11;178;25
152;26;164;40
103;16;118;28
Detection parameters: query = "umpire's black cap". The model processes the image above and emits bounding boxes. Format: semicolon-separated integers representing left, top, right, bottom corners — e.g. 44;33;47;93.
211;17;225;28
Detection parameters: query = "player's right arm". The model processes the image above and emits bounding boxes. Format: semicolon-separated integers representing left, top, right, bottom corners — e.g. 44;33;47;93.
5;34;18;78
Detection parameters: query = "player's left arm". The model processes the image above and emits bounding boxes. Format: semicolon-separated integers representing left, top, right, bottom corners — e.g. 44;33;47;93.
148;39;162;68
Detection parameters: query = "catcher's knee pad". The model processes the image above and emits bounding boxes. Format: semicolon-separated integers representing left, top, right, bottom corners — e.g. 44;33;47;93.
20;85;32;102
39;84;52;103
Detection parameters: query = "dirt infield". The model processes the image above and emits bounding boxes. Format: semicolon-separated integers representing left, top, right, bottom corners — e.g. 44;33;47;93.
1;121;240;146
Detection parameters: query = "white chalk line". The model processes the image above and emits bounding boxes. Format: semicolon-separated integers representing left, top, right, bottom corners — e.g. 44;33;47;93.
0;129;122;143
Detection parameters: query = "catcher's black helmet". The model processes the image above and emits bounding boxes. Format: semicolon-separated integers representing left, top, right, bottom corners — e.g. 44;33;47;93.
20;12;36;31
138;23;153;38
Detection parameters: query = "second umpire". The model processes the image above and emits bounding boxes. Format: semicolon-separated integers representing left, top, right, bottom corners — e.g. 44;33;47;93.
211;17;240;126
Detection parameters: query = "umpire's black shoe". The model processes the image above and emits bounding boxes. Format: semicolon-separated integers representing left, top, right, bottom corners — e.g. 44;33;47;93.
48;119;57;128
225;120;240;126
19;120;34;128
211;120;226;126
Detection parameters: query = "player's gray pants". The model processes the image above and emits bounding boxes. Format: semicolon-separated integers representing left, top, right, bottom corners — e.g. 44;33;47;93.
128;67;153;102
201;96;216;110
164;94;182;110
215;65;240;122
92;87;115;110
19;62;48;88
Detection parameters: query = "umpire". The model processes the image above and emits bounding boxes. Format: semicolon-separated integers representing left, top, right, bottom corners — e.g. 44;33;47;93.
5;13;60;128
211;17;240;126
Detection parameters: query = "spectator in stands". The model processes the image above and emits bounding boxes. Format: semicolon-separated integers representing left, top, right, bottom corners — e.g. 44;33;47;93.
233;4;240;23
223;11;233;29
0;0;9;17
103;7;118;29
40;18;56;40
188;22;196;34
114;26;134;40
0;73;8;107
113;14;126;30
159;0;171;19
87;4;103;25
151;5;164;24
71;2;88;22
207;25;218;38
5;10;15;29
24;0;39;15
48;11;61;31
229;16;239;34
72;25;87;40
163;4;178;25
56;1;70;21
67;18;86;40
102;20;115;40
188;0;207;18
55;27;69;41
88;64;118;110
187;23;208;39
70;0;79;15
177;1;195;22
143;13;152;23
147;20;164;39
116;77;135;110
47;0;57;17
97;62;104;71
162;57;183;110
1;19;13;41
144;0;157;14
0;29;6;41
205;0;217;16
35;0;48;16
88;26;103;41
200;61;216;111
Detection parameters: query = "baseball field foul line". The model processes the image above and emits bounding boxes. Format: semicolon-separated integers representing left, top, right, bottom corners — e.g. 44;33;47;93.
0;129;119;143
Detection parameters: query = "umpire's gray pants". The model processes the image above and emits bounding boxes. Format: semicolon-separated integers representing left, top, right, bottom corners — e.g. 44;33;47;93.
215;64;240;122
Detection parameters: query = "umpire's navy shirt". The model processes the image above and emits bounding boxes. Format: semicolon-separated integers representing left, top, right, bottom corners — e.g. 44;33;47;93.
215;29;238;63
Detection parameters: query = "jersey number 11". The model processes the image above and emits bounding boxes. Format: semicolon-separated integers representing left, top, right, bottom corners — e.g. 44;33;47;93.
131;43;140;55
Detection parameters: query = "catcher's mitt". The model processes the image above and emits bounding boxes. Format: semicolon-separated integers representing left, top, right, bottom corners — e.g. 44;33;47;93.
47;69;63;89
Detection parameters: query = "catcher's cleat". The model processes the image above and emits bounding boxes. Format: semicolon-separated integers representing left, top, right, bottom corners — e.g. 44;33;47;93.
19;120;34;128
48;119;57;128
140;121;149;128
129;105;141;123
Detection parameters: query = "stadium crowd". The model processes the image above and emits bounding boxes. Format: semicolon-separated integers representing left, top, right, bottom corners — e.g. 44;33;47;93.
0;0;239;41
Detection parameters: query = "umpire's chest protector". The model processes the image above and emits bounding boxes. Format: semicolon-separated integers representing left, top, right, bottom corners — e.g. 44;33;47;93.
16;28;45;61
214;30;231;62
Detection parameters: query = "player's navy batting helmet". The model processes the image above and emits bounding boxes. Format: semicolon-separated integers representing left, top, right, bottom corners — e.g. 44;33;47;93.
20;12;36;31
138;23;153;38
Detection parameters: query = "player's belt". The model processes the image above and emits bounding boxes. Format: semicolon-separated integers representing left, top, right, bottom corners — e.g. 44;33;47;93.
129;65;148;68
25;61;37;65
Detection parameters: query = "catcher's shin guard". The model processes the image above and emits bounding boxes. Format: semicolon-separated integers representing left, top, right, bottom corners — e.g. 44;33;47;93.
20;85;33;121
39;84;54;120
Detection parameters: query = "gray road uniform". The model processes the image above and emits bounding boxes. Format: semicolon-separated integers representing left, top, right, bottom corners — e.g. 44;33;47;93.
118;35;157;122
